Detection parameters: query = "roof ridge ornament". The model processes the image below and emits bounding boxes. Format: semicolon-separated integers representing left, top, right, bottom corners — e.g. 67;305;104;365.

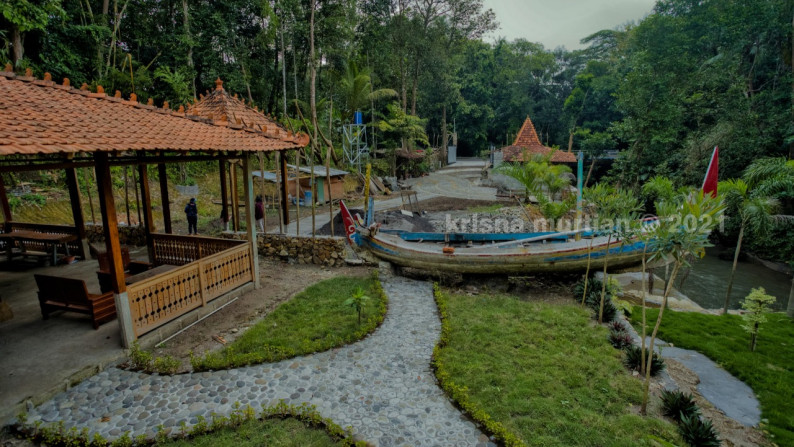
97;85;105;94
63;78;70;87
25;68;32;77
215;78;223;91
80;83;89;91
130;93;137;103
43;73;52;81
115;90;121;98
147;97;154;106
163;101;170;110
3;63;12;72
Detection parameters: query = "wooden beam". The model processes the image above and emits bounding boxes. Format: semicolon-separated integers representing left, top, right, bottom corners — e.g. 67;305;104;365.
280;151;290;226
0;173;13;227
138;164;156;264
157;163;172;233
219;159;229;231
95;152;135;347
231;161;240;232
64;168;89;260
242;156;260;289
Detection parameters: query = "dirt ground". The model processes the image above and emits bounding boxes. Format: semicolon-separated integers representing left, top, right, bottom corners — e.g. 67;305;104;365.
664;359;771;447
150;258;373;373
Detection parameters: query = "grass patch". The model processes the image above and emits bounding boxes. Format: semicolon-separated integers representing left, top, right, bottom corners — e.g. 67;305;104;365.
191;275;386;371
434;288;680;446
629;308;794;445
158;418;340;447
467;203;504;213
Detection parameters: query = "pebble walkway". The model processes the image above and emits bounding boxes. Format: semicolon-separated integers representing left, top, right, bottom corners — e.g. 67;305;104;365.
25;274;492;447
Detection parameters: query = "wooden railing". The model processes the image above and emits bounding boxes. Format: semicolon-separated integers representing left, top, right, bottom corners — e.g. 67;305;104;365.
2;222;83;258
127;242;253;337
151;233;245;266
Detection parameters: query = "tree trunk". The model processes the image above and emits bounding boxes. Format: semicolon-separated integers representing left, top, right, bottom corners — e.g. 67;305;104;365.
410;59;419;115
580;238;594;306
598;234;612;323
641;261;681;415
786;276;794;318
751;323;758;352
640;244;649;376
280;22;288;117
182;0;196;99
584;157;597;188
11;26;24;63
441;105;448;168
724;224;745;314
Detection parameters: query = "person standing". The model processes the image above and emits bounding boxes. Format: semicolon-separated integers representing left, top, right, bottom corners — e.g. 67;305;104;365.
185;198;198;235
255;196;265;233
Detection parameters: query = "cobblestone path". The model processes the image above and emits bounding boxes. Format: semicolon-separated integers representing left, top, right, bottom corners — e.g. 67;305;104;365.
25;275;491;447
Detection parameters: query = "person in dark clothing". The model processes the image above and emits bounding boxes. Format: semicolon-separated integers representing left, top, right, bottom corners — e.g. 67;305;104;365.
185;198;198;234
255;196;265;233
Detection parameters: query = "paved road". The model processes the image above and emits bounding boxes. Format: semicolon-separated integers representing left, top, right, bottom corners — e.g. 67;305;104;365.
24;273;492;447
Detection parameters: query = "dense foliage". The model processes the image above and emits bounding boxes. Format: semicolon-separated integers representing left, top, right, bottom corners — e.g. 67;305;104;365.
2;0;790;175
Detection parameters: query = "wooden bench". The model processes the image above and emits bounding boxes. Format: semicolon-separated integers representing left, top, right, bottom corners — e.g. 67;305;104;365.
95;247;153;293
34;274;116;329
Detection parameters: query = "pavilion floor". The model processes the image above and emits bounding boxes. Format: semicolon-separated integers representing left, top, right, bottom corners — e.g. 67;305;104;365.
0;247;150;425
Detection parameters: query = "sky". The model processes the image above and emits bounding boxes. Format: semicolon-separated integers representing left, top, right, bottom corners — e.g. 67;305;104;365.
482;0;657;50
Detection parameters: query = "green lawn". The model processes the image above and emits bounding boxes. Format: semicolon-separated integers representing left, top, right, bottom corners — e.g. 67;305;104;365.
157;418;340;447
435;290;680;446
192;275;385;371
629;308;794;445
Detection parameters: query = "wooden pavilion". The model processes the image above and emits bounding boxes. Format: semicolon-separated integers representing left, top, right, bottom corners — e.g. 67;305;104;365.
187;78;294;228
501;116;577;164
0;65;308;347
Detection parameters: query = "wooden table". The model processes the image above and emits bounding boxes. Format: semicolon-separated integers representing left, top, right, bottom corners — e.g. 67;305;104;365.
0;230;77;265
125;264;179;285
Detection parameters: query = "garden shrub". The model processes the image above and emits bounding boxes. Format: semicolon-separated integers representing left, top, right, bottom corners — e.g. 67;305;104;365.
678;413;720;447
660;390;700;423
623;345;665;376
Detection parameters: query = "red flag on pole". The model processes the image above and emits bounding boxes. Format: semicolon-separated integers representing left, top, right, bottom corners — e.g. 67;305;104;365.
702;146;719;197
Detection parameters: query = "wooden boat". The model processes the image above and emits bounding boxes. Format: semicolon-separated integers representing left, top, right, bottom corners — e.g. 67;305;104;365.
354;226;652;274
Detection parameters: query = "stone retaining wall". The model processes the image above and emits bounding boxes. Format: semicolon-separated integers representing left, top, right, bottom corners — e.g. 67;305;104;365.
222;232;347;267
85;224;147;247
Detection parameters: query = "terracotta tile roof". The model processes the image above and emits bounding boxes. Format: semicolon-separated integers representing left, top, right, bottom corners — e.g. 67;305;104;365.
0;67;308;156
501;116;576;163
187;78;287;134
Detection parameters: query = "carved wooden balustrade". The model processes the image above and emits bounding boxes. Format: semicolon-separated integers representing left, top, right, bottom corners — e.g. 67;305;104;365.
127;234;253;337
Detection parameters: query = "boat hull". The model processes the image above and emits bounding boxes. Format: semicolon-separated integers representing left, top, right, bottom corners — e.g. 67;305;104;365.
361;232;652;274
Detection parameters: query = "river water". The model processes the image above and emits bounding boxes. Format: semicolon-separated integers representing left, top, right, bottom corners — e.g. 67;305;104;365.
670;248;792;310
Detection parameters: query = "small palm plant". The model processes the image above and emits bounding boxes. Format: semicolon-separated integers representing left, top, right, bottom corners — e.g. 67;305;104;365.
344;287;371;326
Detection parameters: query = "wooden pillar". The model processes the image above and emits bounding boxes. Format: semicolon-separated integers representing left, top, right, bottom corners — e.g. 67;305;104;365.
64;168;90;260
280;151;290;226
95;153;135;348
157;163;171;234
0;174;12;230
242;156;260;288
231;161;240;232
219;159;229;231
138;163;156;264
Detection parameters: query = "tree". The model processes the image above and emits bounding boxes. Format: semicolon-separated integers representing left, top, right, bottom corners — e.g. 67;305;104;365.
641;190;725;414
740;287;776;352
718;179;784;313
336;59;397;123
1;0;64;63
585;184;641;323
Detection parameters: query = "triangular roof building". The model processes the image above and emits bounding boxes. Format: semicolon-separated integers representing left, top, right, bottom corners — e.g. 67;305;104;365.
501;116;575;163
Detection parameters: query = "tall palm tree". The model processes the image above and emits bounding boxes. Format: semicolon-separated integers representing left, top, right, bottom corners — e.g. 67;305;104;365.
718;179;784;313
337;60;397;123
742;157;794;317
